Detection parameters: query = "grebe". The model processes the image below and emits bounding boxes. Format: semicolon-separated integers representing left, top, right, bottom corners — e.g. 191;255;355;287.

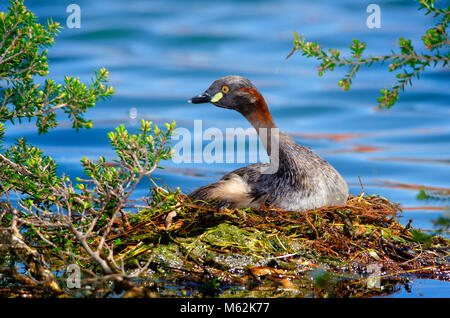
188;75;348;211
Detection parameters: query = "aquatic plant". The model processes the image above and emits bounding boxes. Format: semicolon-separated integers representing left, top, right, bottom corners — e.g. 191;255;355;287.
287;0;449;108
0;0;175;296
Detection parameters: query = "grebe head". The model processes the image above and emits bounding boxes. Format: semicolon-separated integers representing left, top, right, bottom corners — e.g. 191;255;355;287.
189;75;258;110
189;75;276;129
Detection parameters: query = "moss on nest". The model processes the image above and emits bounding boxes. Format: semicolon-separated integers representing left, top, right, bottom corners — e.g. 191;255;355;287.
107;189;449;297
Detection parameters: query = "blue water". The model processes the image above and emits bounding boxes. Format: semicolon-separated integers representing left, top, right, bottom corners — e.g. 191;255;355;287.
1;0;449;297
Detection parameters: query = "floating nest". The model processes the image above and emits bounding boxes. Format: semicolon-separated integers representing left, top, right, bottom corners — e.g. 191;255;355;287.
108;189;449;297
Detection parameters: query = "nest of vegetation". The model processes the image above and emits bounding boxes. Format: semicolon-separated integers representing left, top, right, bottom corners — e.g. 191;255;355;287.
107;189;449;297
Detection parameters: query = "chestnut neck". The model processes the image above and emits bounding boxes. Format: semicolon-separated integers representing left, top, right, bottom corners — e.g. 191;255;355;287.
238;88;280;159
239;87;277;130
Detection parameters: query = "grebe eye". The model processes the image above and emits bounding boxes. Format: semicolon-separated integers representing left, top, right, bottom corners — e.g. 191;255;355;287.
222;85;230;93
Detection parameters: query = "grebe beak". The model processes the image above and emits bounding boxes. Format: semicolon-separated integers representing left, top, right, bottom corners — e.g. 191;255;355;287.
188;92;211;104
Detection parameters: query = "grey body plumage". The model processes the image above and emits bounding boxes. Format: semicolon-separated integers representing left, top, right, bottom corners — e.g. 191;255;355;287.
188;76;349;211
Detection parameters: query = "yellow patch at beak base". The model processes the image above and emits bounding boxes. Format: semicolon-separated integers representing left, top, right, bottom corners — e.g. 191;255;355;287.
211;92;223;103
